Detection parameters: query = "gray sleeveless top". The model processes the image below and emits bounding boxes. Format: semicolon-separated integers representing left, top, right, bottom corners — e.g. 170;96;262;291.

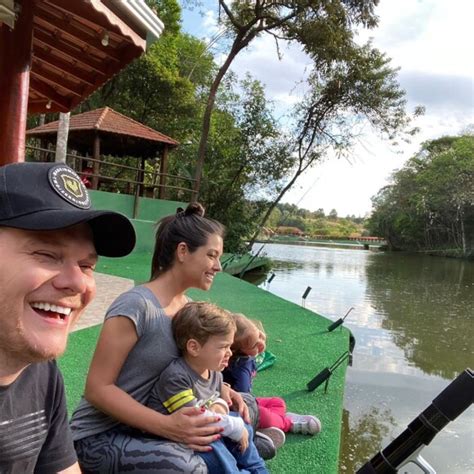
70;285;179;441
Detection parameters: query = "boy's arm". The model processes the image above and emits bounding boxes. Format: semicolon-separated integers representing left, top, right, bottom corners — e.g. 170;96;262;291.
202;408;245;442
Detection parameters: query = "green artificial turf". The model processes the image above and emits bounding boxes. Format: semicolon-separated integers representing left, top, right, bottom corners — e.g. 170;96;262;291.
59;252;349;473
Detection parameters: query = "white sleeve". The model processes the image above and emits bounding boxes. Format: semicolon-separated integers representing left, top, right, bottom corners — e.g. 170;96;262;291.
202;410;245;442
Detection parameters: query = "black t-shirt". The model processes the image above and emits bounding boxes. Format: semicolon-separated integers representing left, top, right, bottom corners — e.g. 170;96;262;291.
0;361;77;473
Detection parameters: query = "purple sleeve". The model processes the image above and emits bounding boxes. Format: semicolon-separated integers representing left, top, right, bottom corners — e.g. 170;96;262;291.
228;357;256;393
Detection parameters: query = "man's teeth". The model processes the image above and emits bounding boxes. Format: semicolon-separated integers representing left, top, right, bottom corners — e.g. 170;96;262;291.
31;302;72;316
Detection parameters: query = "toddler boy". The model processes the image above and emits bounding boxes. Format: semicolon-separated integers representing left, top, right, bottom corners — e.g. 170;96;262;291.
147;302;268;474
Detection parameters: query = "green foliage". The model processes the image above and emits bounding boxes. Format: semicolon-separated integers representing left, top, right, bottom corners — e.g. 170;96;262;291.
198;75;293;252
61;0;414;255
368;134;474;256
267;203;367;238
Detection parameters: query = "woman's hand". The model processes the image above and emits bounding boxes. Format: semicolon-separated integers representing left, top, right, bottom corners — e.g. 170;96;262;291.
221;382;232;407
228;389;250;424
160;406;223;452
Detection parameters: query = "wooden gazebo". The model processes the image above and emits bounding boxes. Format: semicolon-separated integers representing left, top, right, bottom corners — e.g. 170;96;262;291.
26;106;179;199
0;0;164;164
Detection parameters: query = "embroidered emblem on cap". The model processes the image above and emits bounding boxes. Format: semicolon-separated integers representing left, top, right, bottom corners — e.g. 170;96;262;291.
48;165;91;209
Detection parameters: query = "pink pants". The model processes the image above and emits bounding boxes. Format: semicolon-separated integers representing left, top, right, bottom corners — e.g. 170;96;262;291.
256;397;292;432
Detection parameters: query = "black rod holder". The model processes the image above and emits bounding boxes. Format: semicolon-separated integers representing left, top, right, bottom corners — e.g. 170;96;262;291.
328;306;354;332
267;272;276;284
307;351;350;392
302;286;312;307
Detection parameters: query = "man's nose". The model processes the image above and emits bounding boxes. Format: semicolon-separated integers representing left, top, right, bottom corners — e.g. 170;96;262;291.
53;263;88;294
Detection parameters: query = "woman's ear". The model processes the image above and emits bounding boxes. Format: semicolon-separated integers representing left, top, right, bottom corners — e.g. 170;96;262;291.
186;338;201;357
176;242;188;263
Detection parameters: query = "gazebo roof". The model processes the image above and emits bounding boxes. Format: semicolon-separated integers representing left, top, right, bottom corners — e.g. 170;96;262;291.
26;106;179;157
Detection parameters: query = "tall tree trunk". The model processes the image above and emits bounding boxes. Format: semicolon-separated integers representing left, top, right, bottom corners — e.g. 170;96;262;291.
55;112;70;163
460;210;466;256
192;32;255;200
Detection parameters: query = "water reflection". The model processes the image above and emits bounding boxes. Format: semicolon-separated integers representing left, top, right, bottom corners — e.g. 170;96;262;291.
365;253;474;379
250;243;474;473
340;407;396;473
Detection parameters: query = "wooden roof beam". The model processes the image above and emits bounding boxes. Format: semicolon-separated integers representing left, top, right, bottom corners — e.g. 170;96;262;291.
41;0;134;47
35;6;123;63
33;47;97;87
29;77;71;112
31;65;83;97
34;29;109;76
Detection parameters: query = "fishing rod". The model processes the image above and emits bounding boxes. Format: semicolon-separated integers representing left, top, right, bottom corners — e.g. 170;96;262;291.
357;368;474;474
240;175;322;278
328;307;354;331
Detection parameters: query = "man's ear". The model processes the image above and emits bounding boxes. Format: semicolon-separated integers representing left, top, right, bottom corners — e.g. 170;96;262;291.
176;242;188;263
186;338;201;357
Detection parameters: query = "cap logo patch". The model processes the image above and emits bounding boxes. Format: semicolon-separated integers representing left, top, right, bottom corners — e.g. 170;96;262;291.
48;165;91;209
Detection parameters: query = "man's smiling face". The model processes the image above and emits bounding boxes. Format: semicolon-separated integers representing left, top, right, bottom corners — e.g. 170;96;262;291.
0;224;97;364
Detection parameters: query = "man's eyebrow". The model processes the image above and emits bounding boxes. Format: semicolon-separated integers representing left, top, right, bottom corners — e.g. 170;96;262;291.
24;235;60;247
84;251;99;262
24;235;98;260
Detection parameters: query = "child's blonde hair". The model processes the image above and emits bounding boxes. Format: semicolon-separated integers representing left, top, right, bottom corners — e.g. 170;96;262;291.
231;313;265;355
173;302;236;352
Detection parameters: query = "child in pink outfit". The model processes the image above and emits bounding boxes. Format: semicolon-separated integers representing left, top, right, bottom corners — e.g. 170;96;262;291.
223;314;321;444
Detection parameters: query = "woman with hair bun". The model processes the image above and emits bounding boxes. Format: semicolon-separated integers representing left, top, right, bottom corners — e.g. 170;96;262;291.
70;203;260;473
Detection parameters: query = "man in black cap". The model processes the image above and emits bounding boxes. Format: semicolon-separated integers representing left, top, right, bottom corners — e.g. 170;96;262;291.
0;162;136;473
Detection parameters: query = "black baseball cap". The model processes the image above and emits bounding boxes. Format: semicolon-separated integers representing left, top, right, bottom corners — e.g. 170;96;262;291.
0;162;136;257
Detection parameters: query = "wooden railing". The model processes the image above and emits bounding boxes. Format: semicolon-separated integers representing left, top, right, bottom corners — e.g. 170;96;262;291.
25;145;196;203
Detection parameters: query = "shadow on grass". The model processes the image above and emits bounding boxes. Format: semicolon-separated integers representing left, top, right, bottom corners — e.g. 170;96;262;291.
280;388;327;401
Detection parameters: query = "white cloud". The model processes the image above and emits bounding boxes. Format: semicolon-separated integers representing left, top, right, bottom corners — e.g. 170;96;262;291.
182;1;474;216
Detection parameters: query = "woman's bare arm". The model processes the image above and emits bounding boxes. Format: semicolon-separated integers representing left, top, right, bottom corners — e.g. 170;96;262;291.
84;316;221;449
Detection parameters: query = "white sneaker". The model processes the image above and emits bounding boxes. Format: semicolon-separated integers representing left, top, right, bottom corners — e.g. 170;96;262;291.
257;427;286;449
287;413;322;435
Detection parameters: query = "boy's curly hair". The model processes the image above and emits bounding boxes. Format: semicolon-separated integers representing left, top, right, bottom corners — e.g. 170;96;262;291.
173;302;236;352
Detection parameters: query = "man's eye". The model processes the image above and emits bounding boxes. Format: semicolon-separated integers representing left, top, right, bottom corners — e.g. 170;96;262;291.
81;264;96;272
35;251;56;260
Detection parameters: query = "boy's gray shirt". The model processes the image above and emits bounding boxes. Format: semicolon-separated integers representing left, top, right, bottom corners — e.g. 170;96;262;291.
147;358;245;442
147;357;222;415
70;285;179;441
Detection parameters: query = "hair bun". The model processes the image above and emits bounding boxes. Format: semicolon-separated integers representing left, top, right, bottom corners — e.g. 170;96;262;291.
185;202;205;217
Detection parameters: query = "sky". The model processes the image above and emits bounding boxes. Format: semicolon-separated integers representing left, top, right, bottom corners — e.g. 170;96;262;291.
181;1;474;217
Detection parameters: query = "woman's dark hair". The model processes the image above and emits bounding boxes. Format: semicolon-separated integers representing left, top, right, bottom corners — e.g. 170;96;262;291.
150;202;225;278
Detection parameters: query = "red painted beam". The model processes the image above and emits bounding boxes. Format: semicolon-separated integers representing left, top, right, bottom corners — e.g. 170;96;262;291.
0;0;35;165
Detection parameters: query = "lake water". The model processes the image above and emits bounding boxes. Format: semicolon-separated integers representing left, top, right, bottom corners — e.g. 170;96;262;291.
249;243;474;473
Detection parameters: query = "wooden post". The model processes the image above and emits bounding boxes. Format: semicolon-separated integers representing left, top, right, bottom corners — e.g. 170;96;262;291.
0;0;34;165
133;156;145;219
158;145;168;200
55;112;70;163
91;133;100;190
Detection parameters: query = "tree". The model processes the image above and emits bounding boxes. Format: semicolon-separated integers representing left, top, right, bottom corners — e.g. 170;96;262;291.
368;134;474;256
247;43;419;248
191;0;382;198
198;74;293;251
